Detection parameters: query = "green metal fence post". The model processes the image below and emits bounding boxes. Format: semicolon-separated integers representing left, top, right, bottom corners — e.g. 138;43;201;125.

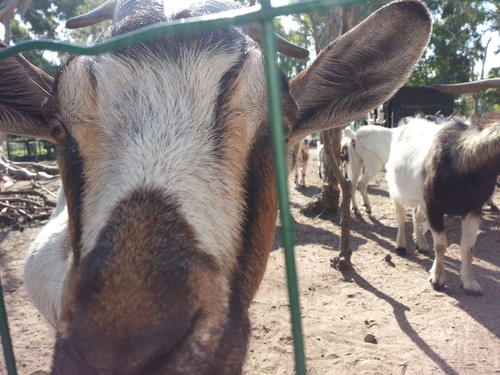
259;1;307;374
0;276;17;375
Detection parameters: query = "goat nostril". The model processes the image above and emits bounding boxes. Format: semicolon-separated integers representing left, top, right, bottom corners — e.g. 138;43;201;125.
77;343;152;375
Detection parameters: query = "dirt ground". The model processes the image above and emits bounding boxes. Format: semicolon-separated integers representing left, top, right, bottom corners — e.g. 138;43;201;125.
0;147;499;375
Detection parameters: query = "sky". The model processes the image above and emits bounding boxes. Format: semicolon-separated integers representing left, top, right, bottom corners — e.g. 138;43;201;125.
481;31;500;77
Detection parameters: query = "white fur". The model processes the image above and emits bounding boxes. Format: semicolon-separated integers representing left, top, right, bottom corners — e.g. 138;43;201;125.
385;119;440;255
345;125;396;215
317;143;326;179
75;51;261;274
292;138;309;187
26;46;269;326
24;193;71;327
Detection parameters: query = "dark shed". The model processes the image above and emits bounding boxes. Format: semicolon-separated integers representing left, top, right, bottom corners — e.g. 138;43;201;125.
386;86;454;127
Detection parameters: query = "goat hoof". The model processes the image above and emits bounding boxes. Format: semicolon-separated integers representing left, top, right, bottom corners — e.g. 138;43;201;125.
416;247;429;255
431;282;445;291
352;207;362;216
461;280;482;296
462;287;483;296
395;247;406;256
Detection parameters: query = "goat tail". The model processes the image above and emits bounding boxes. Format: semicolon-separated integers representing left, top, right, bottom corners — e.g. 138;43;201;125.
343;126;357;141
457;115;500;174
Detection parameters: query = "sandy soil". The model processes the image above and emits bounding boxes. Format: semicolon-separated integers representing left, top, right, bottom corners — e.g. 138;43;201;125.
0;148;499;375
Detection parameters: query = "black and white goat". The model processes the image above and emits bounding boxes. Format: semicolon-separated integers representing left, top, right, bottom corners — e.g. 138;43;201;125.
346;114;469;216
0;0;431;373
386;114;500;295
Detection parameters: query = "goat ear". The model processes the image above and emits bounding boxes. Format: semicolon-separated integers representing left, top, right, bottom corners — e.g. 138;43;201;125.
0;43;55;140
288;0;432;144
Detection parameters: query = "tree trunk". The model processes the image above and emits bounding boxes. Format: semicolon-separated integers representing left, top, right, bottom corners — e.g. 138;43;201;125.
299;129;341;217
3;16;12;44
323;130;353;271
301;5;362;270
300;6;344;217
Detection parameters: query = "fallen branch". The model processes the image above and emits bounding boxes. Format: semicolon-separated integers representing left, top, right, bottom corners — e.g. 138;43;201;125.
31;180;58;199
0;196;45;207
0;178;60;228
0;201;33;219
0;155;57;181
0;190;56;207
10;161;59;174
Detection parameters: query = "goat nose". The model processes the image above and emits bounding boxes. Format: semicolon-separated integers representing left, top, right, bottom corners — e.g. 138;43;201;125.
76;339;163;375
72;315;193;375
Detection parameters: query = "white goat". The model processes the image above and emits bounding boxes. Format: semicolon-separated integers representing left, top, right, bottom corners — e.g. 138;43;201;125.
386;115;500;295
318;142;326;179
340;132;350;178
345;125;396;215
317;132;349;180
0;0;432;372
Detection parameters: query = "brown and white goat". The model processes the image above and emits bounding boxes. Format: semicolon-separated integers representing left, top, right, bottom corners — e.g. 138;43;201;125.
290;137;310;187
0;0;431;373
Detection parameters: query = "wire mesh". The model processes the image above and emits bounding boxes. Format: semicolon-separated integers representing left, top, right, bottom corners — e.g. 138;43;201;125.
0;1;370;374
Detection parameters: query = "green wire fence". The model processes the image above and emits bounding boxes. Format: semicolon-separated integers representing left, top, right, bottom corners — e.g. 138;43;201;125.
0;1;370;374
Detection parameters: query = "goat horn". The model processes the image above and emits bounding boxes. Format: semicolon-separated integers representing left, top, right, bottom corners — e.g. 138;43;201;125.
66;0;118;29
245;24;309;60
433;78;500;95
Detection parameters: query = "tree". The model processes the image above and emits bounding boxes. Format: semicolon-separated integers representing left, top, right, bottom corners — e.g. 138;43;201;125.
289;2;386;270
407;0;500;115
483;67;500;111
292;5;344;216
1;0;61;187
1;0;29;43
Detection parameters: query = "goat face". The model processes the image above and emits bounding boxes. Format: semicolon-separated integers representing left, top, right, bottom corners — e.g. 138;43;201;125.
0;0;431;373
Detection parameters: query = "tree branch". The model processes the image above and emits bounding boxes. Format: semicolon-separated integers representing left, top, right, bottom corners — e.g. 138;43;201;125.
0;0;23;21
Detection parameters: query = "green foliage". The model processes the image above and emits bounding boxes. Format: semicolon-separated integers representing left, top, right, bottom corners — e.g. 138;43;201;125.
408;0;498;86
5;0;111;73
8;17;60;75
483;66;500;111
64;0;111;45
403;1;500;115
274;17;310;78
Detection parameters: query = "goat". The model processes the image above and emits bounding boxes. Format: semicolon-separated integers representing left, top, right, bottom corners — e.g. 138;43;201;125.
0;0;431;373
346;114;461;216
318;142;326;179
386;114;500;295
486;186;499;211
340;131;350;178
291;137;310;187
317;131;349;180
345;125;396;215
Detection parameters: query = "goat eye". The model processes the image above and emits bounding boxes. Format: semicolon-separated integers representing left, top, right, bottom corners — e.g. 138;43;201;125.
48;117;68;144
